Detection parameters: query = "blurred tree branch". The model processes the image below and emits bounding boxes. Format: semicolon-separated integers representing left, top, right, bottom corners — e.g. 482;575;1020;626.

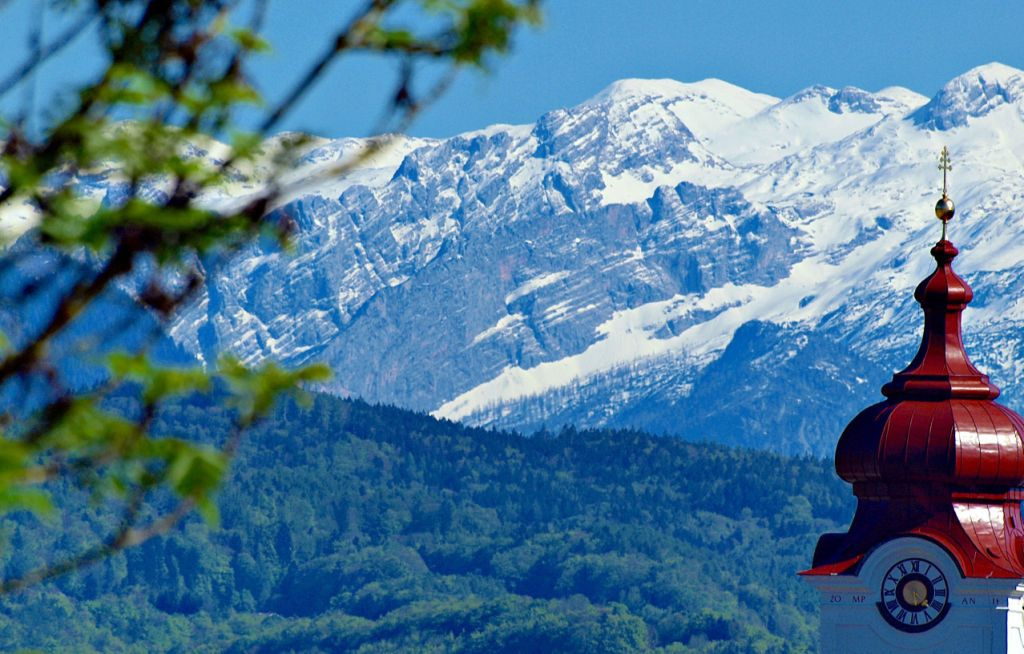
0;0;540;592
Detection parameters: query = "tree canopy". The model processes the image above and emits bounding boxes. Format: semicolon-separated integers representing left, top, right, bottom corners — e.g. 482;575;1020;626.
0;0;540;590
0;393;850;652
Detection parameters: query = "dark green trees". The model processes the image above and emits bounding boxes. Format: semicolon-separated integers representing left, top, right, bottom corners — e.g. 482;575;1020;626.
2;394;849;652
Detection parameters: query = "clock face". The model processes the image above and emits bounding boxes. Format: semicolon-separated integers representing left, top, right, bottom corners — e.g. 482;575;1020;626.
876;557;951;632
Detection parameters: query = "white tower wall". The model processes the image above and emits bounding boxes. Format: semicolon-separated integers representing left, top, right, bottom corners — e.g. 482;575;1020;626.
804;537;1024;654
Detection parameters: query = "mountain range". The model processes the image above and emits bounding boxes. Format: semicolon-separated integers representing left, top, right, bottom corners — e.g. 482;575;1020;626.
9;62;1024;457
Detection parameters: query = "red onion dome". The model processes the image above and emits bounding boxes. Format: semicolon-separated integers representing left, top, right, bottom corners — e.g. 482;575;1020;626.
836;240;1024;488
806;152;1024;579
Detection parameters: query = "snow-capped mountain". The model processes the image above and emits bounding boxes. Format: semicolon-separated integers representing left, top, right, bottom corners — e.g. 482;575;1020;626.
703;84;926;166
18;62;1024;456
911;62;1024;130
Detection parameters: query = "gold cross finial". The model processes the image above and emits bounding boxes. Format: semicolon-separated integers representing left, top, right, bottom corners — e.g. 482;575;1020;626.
938;146;952;198
934;146;955;240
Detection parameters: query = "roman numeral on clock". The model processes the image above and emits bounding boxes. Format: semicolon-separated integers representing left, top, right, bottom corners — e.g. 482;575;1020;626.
878;558;949;632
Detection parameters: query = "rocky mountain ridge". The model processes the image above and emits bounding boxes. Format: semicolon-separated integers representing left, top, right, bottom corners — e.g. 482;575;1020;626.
11;62;1024;456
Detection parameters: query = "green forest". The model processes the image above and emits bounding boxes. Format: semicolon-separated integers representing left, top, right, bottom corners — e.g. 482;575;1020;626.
0;393;852;653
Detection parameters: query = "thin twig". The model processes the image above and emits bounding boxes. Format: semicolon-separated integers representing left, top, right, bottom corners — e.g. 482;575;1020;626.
0;240;134;384
226;63;458;216
0;9;98;100
0;492;194;594
257;0;395;134
1;419;252;593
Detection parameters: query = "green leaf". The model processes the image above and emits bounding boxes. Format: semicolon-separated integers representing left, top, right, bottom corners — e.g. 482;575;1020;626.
230;28;272;53
0;486;54;517
219;357;330;426
195;496;221;526
166;445;227;502
107;352;211;404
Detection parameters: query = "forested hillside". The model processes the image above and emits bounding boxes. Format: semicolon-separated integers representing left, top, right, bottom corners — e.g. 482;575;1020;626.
0;394;852;652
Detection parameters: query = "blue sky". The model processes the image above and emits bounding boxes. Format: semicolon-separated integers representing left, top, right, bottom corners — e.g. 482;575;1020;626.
1;1;1022;138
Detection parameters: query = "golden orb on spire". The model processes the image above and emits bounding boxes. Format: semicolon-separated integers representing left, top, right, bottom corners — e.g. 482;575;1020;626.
935;196;955;222
935;146;955;236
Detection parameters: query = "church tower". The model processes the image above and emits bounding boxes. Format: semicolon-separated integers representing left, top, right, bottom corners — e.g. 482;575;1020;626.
802;148;1024;653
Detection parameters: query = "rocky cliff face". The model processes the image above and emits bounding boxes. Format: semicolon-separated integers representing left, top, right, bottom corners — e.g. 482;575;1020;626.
17;63;1024;456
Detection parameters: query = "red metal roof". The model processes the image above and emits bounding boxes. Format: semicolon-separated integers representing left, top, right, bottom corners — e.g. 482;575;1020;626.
809;239;1024;578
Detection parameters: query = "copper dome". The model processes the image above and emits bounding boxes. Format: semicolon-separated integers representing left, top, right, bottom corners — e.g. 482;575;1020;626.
835;240;1024;488
807;238;1024;579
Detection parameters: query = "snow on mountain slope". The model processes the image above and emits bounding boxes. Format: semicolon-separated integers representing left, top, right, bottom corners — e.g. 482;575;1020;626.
878;86;929;111
49;62;1024;456
534;77;743;209
0;198;40;240
199;133;437;214
0;130;436;242
426;64;1024;450
590;77;779;135
911;62;1024;130
705;84;927;166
